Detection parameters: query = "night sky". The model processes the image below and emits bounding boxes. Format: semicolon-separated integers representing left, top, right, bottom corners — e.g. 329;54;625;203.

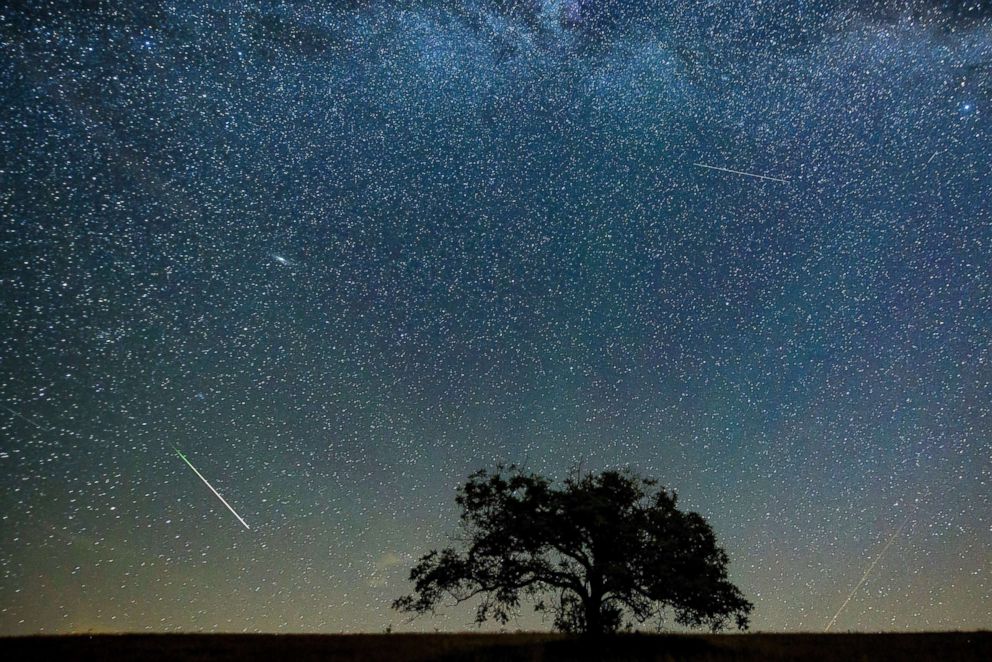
1;0;990;635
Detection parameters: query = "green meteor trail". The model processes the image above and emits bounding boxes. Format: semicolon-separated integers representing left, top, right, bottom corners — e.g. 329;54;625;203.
173;445;251;530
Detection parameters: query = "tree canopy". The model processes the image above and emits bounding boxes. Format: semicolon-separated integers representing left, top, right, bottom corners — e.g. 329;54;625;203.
393;465;753;634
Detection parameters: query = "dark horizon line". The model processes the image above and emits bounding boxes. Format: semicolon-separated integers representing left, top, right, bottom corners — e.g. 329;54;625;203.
3;629;989;638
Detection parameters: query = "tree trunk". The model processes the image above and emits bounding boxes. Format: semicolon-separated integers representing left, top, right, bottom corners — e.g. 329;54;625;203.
583;569;606;636
584;595;604;636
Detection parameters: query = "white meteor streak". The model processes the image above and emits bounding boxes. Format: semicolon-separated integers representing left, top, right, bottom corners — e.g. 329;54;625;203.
824;515;910;632
1;404;51;431
174;446;250;530
693;162;789;183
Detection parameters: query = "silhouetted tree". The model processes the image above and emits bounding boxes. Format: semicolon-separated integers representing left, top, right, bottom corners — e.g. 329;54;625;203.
393;465;753;635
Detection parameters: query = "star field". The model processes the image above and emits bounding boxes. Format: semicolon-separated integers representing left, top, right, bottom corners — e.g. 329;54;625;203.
0;1;990;634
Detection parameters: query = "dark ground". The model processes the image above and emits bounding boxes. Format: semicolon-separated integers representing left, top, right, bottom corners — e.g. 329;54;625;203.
1;632;990;661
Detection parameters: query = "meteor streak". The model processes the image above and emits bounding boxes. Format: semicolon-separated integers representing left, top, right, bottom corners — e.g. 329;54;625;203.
693;162;789;183
824;515;910;631
173;446;250;530
1;404;50;431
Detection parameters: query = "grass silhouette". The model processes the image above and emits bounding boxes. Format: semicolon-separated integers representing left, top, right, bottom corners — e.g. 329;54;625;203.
1;631;990;661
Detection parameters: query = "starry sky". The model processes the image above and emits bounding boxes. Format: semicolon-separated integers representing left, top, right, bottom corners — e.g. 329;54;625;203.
1;0;990;635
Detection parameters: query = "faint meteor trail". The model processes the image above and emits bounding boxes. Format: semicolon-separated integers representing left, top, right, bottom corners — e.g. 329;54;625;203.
173;446;251;530
1;404;51;431
824;515;911;632
693;162;789;183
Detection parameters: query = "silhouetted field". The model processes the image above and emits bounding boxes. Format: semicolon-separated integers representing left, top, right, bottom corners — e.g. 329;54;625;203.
1;631;989;661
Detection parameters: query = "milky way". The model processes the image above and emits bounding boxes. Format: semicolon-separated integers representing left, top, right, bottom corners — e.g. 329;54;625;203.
1;1;990;634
